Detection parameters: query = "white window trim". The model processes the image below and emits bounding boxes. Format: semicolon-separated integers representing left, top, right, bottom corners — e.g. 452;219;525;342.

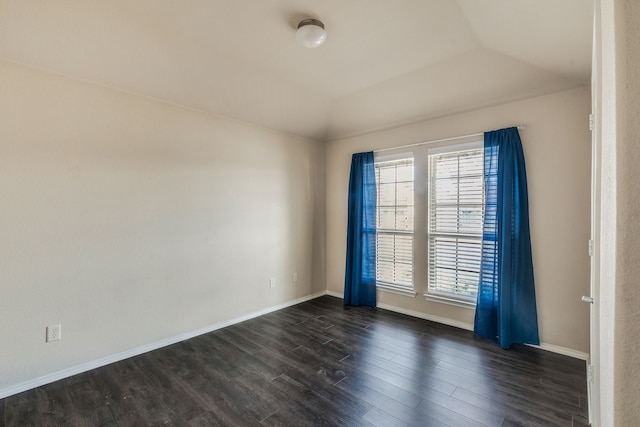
423;292;476;309
426;140;484;306
379;284;418;297
374;151;414;162
427;140;482;155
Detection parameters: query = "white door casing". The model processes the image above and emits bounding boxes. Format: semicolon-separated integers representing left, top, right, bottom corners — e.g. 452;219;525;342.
587;1;602;424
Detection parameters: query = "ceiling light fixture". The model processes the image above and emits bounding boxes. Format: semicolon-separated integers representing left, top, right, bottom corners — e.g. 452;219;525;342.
296;19;327;48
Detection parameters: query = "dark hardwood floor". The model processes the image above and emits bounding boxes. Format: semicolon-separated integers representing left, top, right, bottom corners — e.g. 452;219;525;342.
1;296;589;426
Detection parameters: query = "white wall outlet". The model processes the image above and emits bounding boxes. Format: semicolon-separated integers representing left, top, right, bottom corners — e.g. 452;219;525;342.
269;278;276;288
46;324;61;342
293;272;298;283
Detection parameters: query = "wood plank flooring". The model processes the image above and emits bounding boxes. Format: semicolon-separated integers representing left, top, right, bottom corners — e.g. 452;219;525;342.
1;296;589;426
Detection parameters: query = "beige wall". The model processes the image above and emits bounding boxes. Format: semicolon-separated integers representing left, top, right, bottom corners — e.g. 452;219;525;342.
326;88;592;354
598;0;640;425
0;60;325;392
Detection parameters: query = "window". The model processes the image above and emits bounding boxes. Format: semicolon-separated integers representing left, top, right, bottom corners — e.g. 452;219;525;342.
427;143;484;304
374;155;414;293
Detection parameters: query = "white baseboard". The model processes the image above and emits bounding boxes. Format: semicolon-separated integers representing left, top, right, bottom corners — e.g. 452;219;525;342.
326;290;343;299
0;291;326;400
526;343;589;361
376;302;475;331
326;290;474;331
324;290;588;361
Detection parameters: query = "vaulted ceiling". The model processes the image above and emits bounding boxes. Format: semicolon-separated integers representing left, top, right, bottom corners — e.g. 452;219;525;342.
0;0;593;141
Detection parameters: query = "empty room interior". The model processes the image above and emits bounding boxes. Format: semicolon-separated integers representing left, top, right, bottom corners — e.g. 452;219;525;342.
1;1;639;426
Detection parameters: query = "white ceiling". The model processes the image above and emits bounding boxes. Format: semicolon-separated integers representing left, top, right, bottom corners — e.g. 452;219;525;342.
0;0;593;141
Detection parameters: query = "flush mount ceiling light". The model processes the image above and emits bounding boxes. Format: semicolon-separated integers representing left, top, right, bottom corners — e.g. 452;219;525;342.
296;19;327;48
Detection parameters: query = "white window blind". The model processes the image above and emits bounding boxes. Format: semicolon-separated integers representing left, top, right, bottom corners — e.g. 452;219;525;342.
428;146;483;302
375;157;414;292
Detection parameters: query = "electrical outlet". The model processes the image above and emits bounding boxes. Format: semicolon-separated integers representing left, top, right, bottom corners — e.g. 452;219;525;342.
293;273;298;283
270;278;276;288
46;324;61;342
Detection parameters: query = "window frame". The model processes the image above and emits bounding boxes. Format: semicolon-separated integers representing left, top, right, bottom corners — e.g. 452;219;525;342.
425;141;484;308
373;152;416;296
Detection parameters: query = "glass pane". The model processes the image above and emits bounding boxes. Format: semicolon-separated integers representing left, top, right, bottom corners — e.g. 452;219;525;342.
459;206;483;233
395;162;414;182
396;181;414;205
396;207;414;231
431;205;458;232
395;262;413;286
377;207;396;230
376;260;395;283
433;177;458;203
459;176;483;203
378;183;396;206
458;150;483;176
377;164;396;183
434;157;458;179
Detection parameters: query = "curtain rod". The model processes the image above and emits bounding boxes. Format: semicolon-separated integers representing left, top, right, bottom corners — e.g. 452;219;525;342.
374;125;526;153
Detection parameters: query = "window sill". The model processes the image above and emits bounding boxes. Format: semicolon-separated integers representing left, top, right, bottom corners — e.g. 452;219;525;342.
377;284;417;297
424;293;476;309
